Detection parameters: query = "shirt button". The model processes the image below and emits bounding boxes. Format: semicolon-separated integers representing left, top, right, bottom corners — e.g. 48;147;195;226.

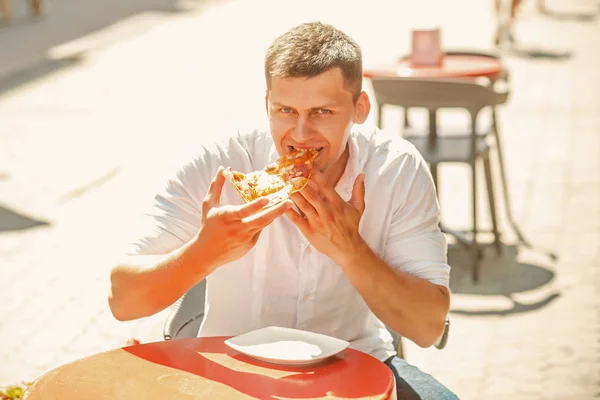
303;295;309;301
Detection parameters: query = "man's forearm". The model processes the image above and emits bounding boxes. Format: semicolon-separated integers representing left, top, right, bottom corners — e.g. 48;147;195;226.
108;237;214;321
337;242;450;348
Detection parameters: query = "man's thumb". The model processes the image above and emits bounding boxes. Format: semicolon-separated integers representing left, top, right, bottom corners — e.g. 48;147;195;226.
204;167;226;211
349;173;366;212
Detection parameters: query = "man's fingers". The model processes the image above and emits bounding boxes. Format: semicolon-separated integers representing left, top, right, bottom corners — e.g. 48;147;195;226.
230;197;270;220
204;167;226;210
349;173;366;213
243;199;293;228
285;208;310;233
290;191;318;220
298;184;330;216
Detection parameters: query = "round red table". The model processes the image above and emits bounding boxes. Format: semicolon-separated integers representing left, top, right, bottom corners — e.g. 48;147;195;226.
363;54;504;80
23;336;396;399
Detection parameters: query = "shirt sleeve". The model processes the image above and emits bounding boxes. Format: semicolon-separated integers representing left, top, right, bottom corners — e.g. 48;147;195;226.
124;130;261;256
124;149;214;256
383;150;450;287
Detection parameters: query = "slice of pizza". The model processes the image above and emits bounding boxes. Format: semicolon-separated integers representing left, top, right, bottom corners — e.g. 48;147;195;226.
223;148;319;207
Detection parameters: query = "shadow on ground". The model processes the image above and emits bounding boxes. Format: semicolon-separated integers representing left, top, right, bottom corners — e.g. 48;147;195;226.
497;3;599;60
448;243;560;316
0;53;85;97
0;204;50;232
539;5;599;22
503;46;573;61
0;0;212;94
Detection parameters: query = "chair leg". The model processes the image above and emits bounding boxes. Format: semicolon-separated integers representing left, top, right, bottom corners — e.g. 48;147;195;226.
472;159;481;282
430;163;439;190
484;156;502;255
403;107;411;128
492;110;529;246
397;338;405;359
430;162;442;223
492;110;557;261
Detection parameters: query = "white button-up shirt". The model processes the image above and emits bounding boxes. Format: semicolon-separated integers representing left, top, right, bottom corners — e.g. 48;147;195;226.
127;128;450;361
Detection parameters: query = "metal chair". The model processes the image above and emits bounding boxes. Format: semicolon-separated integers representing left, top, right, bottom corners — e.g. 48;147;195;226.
398;52;555;262
163;279;207;340
163;279;450;359
371;77;509;282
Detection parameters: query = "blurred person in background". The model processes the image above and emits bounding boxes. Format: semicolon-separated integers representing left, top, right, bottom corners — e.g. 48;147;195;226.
494;0;521;45
0;0;10;22
494;0;547;45
108;21;457;399
0;0;43;22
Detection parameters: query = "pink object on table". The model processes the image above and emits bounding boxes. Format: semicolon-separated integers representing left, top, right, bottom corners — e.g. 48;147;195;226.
23;336;396;399
363;54;504;80
411;29;443;66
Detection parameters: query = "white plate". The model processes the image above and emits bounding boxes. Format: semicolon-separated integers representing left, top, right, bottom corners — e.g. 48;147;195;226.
224;326;350;366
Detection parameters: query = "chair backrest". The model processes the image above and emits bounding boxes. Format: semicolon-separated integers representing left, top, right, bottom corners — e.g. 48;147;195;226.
370;77;509;118
163;279;207;340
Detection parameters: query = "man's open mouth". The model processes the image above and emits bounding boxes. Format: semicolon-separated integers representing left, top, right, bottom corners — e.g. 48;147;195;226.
287;145;324;154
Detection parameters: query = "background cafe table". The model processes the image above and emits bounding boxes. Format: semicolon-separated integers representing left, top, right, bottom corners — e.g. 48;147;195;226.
23;336;397;399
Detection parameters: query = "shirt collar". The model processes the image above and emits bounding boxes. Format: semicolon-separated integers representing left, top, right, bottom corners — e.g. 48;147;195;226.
334;132;363;202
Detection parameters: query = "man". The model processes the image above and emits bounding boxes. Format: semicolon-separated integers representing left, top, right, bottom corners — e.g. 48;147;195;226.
494;0;521;45
494;0;546;45
109;22;457;399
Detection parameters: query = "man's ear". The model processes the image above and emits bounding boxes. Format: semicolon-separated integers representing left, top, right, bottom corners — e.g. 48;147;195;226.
354;91;371;124
265;91;270;116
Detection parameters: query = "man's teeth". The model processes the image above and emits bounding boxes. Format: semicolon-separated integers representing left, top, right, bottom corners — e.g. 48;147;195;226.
290;146;323;152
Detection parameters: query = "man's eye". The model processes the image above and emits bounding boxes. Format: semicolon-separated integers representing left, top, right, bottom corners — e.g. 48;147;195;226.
280;108;294;114
316;109;332;115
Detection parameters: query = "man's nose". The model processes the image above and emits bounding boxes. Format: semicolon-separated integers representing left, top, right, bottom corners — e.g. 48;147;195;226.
291;115;316;142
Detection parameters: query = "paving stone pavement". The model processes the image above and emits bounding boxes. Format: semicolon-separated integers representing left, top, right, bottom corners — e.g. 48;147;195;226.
0;0;599;398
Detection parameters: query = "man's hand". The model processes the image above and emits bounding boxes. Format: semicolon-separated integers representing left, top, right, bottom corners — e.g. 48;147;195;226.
286;171;366;265
195;167;293;269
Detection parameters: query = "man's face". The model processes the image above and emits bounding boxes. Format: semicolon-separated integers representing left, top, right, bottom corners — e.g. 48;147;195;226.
266;68;370;177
